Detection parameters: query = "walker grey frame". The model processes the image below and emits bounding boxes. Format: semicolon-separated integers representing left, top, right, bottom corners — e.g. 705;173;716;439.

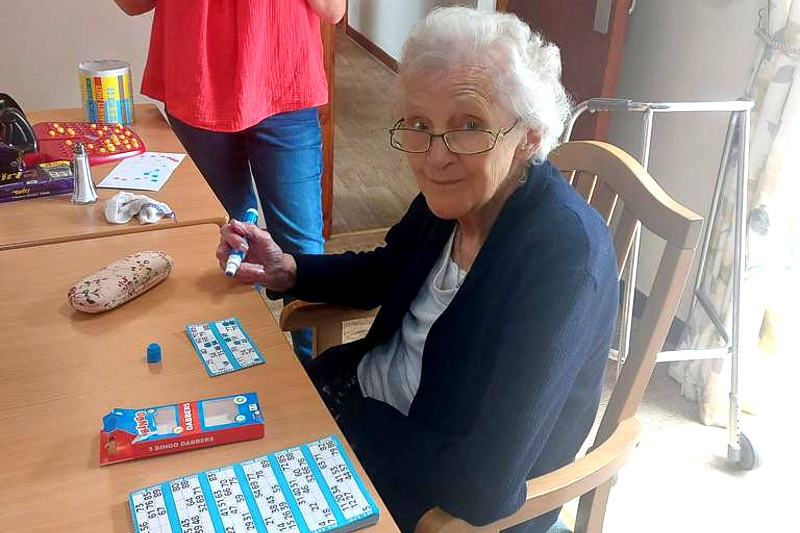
561;98;758;469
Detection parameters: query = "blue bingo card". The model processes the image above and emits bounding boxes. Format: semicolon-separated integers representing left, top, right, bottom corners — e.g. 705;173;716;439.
129;434;380;533
186;318;265;376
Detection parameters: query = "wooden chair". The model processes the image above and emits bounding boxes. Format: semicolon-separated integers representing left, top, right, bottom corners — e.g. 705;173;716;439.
280;141;704;533
280;300;378;357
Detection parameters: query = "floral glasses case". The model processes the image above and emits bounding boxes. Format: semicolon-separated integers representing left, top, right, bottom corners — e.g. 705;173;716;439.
68;251;174;313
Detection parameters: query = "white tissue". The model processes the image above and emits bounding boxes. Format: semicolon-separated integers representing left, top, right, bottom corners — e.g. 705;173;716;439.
104;191;175;225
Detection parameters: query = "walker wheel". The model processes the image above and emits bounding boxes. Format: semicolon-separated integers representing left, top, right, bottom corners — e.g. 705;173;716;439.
737;432;762;471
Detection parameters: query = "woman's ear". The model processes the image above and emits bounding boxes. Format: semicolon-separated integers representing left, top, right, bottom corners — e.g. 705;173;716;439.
516;129;540;161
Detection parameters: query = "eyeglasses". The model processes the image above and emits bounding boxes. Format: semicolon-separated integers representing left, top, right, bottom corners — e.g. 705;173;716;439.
389;119;519;155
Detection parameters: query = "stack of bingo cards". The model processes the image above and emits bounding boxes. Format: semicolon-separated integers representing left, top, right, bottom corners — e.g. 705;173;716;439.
129;435;380;533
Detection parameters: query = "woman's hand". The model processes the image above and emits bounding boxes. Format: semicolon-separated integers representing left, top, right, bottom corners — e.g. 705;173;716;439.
216;220;297;292
111;0;155;16
305;0;346;24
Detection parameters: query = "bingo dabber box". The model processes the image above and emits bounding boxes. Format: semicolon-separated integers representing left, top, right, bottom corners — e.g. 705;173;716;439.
100;392;264;466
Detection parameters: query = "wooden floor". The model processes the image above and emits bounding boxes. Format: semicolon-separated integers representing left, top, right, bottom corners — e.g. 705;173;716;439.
330;30;418;239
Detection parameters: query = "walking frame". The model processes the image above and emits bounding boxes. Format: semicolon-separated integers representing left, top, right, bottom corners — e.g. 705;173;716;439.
562;97;761;470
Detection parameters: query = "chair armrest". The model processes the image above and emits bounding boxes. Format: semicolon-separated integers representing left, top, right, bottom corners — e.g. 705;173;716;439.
279;300;379;331
414;417;642;533
279;300;379;357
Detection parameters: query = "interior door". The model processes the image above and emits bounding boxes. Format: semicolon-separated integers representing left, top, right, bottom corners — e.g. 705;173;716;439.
500;0;633;141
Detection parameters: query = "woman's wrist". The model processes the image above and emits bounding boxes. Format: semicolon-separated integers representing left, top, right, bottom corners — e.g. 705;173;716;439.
267;253;297;293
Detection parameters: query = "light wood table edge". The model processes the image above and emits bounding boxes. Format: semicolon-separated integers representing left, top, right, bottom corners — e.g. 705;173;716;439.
0;215;228;252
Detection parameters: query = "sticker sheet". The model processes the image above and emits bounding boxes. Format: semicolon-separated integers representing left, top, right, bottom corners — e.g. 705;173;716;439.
186;318;264;377
129;435;379;533
98;152;186;191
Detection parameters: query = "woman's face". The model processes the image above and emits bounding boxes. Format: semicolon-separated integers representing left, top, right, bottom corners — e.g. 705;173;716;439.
399;67;534;223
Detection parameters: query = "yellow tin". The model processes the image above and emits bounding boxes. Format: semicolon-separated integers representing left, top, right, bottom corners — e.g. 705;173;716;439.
78;60;135;125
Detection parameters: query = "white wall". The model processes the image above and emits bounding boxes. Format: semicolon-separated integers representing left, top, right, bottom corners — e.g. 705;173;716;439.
347;0;475;60
1;1;155;112
608;0;762;318
5;1;476;110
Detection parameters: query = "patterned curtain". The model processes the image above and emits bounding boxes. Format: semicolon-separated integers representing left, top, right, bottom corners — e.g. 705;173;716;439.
669;0;800;426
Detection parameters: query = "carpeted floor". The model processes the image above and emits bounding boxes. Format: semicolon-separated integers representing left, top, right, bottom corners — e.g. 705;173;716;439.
599;359;795;533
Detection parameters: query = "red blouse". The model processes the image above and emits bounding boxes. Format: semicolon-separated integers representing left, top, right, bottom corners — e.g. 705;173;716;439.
141;0;329;132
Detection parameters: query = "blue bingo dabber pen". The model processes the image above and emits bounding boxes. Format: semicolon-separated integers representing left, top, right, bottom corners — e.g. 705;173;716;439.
225;208;260;277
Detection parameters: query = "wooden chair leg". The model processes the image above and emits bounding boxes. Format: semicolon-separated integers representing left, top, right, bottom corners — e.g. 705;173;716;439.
315;323;344;358
574;479;613;533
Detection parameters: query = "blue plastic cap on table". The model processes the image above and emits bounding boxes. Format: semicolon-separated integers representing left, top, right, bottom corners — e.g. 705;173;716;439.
146;343;162;364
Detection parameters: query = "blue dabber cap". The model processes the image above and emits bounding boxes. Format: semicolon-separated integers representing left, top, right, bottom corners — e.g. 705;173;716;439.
146;343;162;364
225;208;260;277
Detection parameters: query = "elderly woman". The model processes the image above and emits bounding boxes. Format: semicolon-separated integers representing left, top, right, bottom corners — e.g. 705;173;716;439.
217;7;618;533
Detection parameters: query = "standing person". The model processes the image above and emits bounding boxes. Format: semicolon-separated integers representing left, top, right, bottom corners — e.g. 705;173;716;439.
217;7;619;532
112;0;346;361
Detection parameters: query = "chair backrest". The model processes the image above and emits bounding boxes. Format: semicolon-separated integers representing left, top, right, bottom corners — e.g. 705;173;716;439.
416;141;703;533
550;141;702;443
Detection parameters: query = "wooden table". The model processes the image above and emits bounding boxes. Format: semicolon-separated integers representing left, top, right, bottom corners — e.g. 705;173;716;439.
0;105;227;251
0;224;397;533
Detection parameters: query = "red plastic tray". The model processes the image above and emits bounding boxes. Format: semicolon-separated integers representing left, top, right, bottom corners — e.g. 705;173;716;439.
31;121;146;167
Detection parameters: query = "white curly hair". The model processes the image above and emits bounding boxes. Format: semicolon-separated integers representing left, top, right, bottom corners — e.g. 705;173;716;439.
396;6;572;163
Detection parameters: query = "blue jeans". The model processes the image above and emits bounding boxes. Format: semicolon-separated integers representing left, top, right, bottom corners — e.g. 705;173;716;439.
168;108;324;362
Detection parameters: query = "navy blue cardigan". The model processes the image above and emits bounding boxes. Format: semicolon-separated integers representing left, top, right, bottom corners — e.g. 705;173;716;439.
288;161;619;533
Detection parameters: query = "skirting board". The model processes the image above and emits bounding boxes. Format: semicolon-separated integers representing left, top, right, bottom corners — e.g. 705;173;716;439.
345;24;399;73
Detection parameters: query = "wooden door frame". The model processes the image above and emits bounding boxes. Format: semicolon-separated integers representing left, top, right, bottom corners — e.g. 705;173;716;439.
320;22;336;238
319;3;354;239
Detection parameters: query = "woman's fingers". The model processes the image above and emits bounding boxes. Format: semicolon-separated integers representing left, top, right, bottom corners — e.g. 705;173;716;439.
215;241;231;270
231;262;266;284
217;220;278;279
220;222;249;249
244;225;275;251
